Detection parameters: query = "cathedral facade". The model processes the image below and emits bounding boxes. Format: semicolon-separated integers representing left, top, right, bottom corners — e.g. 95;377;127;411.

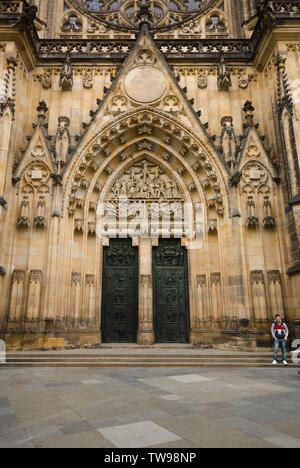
0;0;299;350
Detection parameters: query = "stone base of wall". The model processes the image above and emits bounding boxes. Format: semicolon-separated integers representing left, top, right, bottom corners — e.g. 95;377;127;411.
190;329;274;351
2;325;298;351
2;331;101;351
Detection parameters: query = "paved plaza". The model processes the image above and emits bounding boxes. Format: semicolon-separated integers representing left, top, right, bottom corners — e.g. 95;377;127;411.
0;365;300;448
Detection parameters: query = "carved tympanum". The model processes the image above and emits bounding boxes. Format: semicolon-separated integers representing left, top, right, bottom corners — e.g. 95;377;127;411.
108;160;183;201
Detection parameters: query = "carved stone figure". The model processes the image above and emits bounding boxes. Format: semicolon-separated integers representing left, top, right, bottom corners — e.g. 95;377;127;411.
83;74;93;89
59;52;73;91
55;116;71;171
108;160;182;201
41;73;52;89
217;54;232;91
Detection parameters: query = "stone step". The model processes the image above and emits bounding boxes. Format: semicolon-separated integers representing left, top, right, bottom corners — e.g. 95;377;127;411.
4;348;298;368
6;353;275;359
5;357;279;363
98;344;195;349
1;362;299;368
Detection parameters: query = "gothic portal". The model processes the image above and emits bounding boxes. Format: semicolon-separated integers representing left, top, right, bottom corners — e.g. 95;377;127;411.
0;1;300;350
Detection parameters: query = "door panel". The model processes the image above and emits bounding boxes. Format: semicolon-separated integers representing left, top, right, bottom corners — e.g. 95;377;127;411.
153;239;190;343
102;239;138;343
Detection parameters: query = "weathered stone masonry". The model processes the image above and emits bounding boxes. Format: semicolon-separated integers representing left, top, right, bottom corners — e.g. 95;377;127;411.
0;0;299;350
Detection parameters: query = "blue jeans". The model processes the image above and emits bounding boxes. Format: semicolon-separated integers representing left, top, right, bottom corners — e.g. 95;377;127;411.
273;339;287;362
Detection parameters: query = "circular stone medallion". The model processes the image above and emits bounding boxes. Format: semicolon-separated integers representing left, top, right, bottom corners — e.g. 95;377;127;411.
124;66;167;104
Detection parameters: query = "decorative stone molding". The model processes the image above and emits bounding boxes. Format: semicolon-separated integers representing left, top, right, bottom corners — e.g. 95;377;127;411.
251;270;265;285
85;274;96;287
197;75;208;89
139;274;152;288
12;270;25;284
71;272;82;286
267;270;281;285
196;274;207;287
207;219;218;234
135;48;156;65
74;218;84;233
108;159;183;201
29;270;42;284
247;197;259;228
210;272;221;286
83;74;93;89
238;74;249;89
88;221;96;235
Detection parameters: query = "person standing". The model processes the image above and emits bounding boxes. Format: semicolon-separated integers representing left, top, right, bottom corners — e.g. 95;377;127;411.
272;315;289;366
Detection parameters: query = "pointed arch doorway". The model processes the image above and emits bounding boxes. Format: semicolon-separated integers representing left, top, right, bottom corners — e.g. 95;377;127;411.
98;148;197;345
101;238;139;343
153;238;190;343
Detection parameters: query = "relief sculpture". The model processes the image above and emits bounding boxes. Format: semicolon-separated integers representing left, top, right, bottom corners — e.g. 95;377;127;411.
108;160;182;201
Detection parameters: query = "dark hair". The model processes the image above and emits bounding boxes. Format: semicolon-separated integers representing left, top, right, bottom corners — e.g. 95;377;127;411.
275;314;281;318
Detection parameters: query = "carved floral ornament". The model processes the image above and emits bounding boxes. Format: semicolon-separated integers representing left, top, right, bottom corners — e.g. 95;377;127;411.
31;145;46;159
242;163;269;193
23;163;51;188
246;143;261;159
135;48;156;66
161;95;182;114
108;95;129;115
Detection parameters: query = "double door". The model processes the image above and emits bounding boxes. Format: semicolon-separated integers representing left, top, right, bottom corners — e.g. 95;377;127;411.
102;238;190;343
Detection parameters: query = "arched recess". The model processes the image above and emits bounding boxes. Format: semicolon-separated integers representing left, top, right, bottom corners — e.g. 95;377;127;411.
64;108;229;217
240;155;286;332
58;108;230;338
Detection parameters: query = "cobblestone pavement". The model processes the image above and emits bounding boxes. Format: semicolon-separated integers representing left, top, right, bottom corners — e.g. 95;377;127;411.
0;366;299;448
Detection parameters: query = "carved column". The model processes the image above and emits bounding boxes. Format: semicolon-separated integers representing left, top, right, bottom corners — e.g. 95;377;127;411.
195;274;208;327
228;176;251;321
282;112;300;198
71;272;82;327
8;270;26;322
251;271;269;324
26;270;42;321
267;271;284;318
0;105;13;199
0;100;14;274
0;57;15;201
43;184;61;322
137;238;154;345
85;274;96;326
210;273;222;327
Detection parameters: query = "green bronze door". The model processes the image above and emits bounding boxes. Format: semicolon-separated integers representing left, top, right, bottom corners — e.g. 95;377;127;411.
153;239;190;343
102;239;138;343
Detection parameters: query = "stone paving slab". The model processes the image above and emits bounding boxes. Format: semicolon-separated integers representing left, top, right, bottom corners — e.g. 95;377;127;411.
0;366;299;448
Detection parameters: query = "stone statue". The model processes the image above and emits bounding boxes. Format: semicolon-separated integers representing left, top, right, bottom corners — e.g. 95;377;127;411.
59;52;73;91
218;53;232;91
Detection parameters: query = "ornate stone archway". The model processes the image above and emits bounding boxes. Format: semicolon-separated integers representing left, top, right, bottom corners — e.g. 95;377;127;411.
57;107;230;345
